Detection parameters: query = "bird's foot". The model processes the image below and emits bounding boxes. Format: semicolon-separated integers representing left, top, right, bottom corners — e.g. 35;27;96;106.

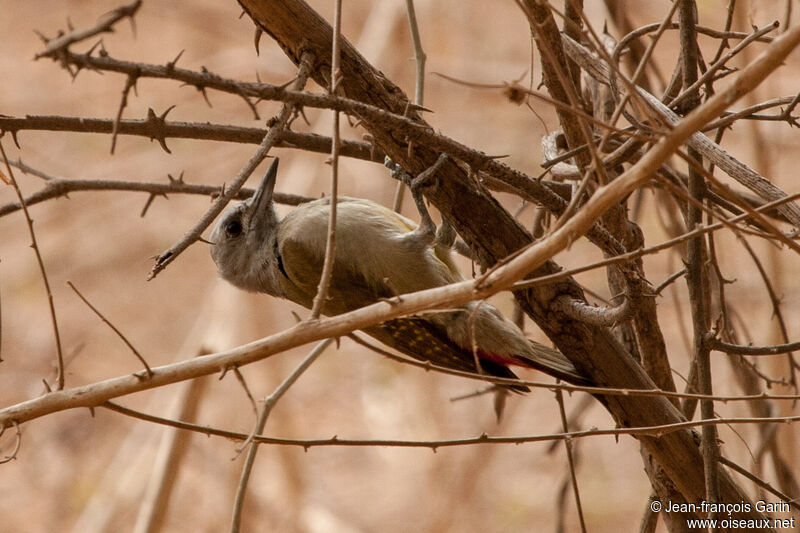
385;154;451;246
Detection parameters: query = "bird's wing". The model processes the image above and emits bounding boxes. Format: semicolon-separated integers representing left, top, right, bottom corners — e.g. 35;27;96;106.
276;202;391;314
277;198;461;314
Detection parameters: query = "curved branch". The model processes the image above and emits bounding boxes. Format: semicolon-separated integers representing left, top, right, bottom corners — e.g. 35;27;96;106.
553;294;632;327
710;338;800;356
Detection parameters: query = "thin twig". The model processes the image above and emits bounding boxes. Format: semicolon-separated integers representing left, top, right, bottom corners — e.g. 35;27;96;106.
67;281;153;377
719;456;800;513
309;2;342;320
613;22;773;64
393;0;427;213
148;51;315;280
347;333;800;404
670;22;780;110
110;73;138;154
678;0;720;513
231;367;258;414
34;0;142;59
9;315;800;435
101;400;800;448
555;388;587;533
0;421;21;464
229;338;333;533
0;139;65;389
735;234;799;380
562;32;800;228
512;191;800;292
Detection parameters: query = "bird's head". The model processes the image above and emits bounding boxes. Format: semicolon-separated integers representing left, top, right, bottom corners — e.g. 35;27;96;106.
210;157;281;291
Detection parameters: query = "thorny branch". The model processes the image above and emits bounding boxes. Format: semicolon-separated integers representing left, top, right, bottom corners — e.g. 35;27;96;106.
0;172;314;219
101;398;800;460
34;0;142;60
0;114;384;163
3;2;800;527
147;51;316;279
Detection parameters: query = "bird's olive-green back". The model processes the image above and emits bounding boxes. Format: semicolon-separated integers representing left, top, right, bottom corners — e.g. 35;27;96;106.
276;197;463;315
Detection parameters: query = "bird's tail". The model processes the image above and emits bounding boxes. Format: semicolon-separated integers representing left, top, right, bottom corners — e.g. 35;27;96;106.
519;340;592;386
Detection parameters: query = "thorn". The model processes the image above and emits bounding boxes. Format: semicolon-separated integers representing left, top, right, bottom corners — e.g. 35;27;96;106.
128;4;139;37
144;105;176;154
33;29;49;45
276;74;299;90
198;86;213;108
406;102;433;114
298;106;310;126
168;170;185;184
494;388;508;422
254;27;263;56
140;193;157;217
166;49;185;72
85;39;104;57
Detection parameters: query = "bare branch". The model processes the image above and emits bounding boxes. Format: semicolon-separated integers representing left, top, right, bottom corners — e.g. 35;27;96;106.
148;51;315;279
554;385;587;533
0;139;65;390
34;0;142;60
710;338;800;356
230;338;332;533
101;400;800;450
562;32;800;228
0;173;314;219
309;2;343;320
553;294;632;327
66;281;153;377
0;114;384;163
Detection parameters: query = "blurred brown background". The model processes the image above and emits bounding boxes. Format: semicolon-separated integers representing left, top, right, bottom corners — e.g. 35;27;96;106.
1;1;798;531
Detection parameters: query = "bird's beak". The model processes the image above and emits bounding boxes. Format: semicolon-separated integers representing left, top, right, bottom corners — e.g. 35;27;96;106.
250;157;279;220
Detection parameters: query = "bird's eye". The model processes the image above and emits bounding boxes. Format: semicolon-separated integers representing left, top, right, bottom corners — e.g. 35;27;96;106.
225;219;243;238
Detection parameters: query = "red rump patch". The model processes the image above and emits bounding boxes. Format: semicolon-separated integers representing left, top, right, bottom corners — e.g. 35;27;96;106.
478;350;530;368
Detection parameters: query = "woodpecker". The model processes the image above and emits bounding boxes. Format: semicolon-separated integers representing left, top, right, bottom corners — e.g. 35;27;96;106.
210;157;587;391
